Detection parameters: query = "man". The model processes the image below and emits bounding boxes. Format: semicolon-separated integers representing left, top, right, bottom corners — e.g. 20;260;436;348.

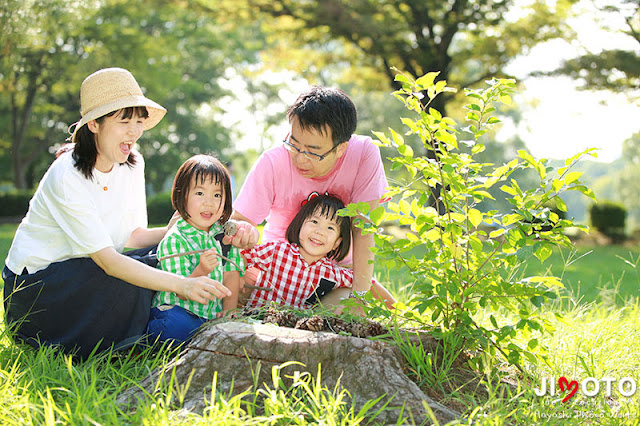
232;86;395;308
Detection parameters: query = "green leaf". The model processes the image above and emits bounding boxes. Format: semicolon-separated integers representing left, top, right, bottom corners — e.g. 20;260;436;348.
416;72;439;88
398;199;411;215
356;201;371;215
500;185;517;196
573;185;596;200
498;94;512;105
406;233;419;242
490;315;498;329
526;276;564;287
472;144;486;154
431;308;442;322
435;80;447;92
564;171;582;184
502;213;522;226
372;131;390;146
468;208;483;228
398;144;414;157
530;296;545;308
369;206;385;225
400;118;419;133
390;128;405;146
489;228;505;238
449;213;466;223
554;197;567;212
425;228;441;241
534;245;553;262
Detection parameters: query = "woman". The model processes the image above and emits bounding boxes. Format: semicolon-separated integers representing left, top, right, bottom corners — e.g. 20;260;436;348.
2;68;256;358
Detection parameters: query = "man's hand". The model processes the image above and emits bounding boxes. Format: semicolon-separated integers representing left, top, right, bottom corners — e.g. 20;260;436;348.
222;220;258;249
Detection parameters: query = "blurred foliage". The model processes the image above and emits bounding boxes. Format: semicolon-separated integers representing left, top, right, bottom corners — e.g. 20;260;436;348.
0;190;35;218
543;0;639;93
213;0;579;114
589;200;627;241
146;191;173;225
0;0;269;191
0;0;632;234
616;131;640;227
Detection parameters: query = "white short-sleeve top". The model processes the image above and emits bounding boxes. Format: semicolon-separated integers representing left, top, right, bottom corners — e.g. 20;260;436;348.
6;149;148;274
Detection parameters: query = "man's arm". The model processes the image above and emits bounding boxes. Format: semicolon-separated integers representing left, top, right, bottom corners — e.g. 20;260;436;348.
231;211;258;228
351;199;396;309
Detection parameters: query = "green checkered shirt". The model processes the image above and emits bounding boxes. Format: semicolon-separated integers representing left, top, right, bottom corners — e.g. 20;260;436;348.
152;218;244;319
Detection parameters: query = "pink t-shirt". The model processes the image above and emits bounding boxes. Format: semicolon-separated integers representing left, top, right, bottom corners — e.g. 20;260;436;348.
235;134;388;242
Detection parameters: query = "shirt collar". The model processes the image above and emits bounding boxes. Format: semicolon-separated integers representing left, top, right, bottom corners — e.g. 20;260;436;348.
176;217;223;237
290;243;332;267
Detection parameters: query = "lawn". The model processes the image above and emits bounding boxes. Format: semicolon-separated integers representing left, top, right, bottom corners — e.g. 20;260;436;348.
520;245;640;305
0;223;639;424
374;240;640;307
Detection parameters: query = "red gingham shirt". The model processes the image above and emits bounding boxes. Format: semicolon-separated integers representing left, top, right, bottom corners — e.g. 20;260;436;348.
242;241;372;309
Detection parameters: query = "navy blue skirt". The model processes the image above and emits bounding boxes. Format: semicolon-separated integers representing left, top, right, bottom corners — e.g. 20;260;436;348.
3;246;157;359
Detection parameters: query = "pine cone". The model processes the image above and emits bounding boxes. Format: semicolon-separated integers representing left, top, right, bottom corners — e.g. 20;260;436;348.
326;317;350;334
262;307;281;324
351;322;369;338
280;311;299;328
295;316;324;332
365;321;387;337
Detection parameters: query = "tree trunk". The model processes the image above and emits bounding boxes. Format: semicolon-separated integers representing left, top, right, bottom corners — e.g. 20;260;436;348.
11;66;41;189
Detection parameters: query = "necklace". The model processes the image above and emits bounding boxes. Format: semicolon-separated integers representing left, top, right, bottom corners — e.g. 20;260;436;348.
93;169;112;191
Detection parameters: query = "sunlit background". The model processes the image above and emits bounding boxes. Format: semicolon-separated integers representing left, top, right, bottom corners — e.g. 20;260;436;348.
1;0;638;225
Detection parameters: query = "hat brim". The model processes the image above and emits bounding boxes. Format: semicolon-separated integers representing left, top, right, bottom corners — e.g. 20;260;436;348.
71;95;166;141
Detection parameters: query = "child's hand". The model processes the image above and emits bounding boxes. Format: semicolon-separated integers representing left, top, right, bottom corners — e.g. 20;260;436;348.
198;249;219;275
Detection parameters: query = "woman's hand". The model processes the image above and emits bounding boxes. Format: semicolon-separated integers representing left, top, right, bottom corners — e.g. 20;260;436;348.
178;276;231;305
222;220;258;249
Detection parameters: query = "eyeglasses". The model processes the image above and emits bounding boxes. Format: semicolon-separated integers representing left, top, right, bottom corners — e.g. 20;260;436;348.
282;133;341;162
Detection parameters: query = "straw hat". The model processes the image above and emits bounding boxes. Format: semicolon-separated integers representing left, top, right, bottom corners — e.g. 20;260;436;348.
70;68;166;141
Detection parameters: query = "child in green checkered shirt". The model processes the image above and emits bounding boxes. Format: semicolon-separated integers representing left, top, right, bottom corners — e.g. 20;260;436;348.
147;155;244;344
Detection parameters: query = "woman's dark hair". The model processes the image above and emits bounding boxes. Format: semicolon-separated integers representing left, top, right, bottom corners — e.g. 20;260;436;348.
286;86;357;147
57;106;149;180
171;154;233;225
286;194;351;262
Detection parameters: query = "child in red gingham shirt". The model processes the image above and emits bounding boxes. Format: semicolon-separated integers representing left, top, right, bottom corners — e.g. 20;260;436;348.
241;193;377;309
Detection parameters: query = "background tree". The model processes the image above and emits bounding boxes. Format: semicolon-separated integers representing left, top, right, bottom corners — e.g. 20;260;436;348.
616;131;640;227
544;0;639;94
0;0;93;189
213;0;578;115
0;0;268;191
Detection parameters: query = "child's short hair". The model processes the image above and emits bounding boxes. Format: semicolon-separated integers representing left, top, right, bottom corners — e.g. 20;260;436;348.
171;154;232;224
286;193;351;262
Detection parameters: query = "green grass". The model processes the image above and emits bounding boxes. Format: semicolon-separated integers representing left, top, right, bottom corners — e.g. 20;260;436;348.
520;246;640;305
1;223;639;424
0;223;16;265
373;244;640;307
